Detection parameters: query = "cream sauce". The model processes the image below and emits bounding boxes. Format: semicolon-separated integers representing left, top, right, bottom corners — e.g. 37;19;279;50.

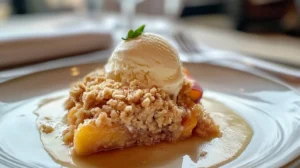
35;97;253;168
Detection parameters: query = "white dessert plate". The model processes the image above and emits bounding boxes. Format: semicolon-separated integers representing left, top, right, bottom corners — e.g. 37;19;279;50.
0;62;299;168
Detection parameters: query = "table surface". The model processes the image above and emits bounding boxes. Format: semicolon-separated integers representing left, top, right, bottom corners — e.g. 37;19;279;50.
2;13;299;64
177;15;300;67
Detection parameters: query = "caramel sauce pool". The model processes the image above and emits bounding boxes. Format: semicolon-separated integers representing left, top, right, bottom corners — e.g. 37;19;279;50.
35;97;253;168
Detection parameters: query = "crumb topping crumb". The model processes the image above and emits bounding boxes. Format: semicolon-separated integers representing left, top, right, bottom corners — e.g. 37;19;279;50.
199;151;207;157
40;124;54;134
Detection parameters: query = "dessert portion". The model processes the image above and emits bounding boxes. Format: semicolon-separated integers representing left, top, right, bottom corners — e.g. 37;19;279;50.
63;25;220;156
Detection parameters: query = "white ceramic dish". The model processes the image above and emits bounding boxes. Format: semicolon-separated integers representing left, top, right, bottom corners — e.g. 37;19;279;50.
0;62;299;168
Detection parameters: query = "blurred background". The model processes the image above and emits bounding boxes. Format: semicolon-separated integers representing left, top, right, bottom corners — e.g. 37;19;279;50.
3;0;300;33
0;0;300;70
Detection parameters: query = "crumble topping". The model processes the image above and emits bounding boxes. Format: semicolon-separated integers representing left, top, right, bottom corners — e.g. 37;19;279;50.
199;151;208;157
64;69;220;147
40;124;54;134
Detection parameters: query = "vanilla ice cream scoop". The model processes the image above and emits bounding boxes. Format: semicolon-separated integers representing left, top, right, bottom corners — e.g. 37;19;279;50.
105;33;184;98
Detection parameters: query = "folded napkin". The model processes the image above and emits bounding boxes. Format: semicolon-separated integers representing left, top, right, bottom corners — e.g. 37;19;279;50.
0;15;113;69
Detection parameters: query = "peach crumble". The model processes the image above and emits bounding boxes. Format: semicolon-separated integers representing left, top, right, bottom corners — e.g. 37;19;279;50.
63;69;220;156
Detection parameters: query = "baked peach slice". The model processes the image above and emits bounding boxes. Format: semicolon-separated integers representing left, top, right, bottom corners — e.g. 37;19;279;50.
74;122;131;156
74;115;200;156
181;108;198;138
183;68;203;103
190;82;203;103
73;112;200;156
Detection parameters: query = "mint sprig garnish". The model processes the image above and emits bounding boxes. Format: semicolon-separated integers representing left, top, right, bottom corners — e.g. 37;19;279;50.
122;25;145;40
